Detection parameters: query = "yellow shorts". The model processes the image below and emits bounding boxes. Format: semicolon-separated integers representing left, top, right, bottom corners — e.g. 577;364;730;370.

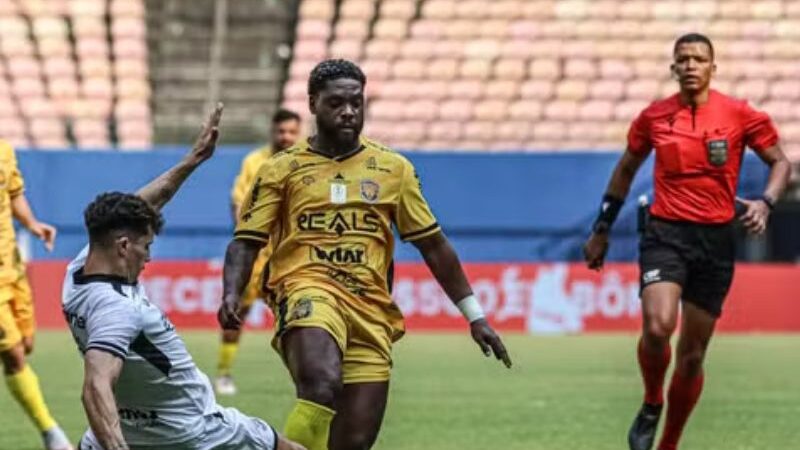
241;248;271;308
272;286;394;384
0;274;34;352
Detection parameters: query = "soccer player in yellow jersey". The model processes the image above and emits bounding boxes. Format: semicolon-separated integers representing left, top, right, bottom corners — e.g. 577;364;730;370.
218;59;512;450
215;108;301;395
0;139;73;450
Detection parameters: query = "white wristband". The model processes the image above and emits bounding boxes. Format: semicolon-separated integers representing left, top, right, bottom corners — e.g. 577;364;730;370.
456;295;485;323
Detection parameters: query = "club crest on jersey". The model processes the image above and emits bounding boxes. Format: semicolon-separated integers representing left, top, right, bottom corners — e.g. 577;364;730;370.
706;139;728;166
289;297;314;321
360;179;380;203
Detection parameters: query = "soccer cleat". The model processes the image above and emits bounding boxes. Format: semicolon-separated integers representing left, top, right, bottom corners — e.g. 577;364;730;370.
214;375;237;396
42;425;74;450
628;403;663;450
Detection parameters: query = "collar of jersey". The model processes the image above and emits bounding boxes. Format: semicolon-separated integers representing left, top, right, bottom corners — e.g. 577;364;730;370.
305;137;365;162
73;267;137;286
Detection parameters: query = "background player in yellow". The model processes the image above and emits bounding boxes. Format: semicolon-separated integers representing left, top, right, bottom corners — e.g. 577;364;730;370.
218;60;512;450
215;108;301;395
0;139;73;450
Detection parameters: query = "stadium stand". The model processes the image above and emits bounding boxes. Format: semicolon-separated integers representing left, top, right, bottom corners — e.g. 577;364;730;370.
284;0;800;160
0;0;151;149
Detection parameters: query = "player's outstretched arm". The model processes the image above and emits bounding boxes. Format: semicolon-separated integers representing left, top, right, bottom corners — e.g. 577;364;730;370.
412;231;512;368
136;103;223;211
82;349;128;450
737;144;791;235
11;194;57;251
218;238;263;329
583;149;649;271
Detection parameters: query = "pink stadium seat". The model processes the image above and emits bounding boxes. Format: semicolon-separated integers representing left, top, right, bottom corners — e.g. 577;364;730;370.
521;1;555;19
734;80;769;103
489;0;521;19
605;21;642;39
115;59;148;78
72;17;106;38
520;80;554;100
568;121;605;141
336;19;370;39
533;121;567;141
1;38;34;57
465;39;501;59
0;0;19;14
760;101;794;121
555;0;590;19
459;60;492;80
283;79;306;101
544;100;579;120
563;59;597;79
587;0;620;18
8;57;41;78
626;79;661;101
425;58;459;80
509;20;539;40
13;78;45;97
455;0;488;19
339;0;375;19
110;0;145;18
427;121;462;141
33;17;68;38
392;59;425;79
369;100;405;120
659;80;679;98
116;78;150;99
413;80;449;100
404;99;439;121
38;37;71;57
0;17;29;36
473;100;508;121
444;20;479;39
365;39;401;59
740;20;773;39
493;59;526;80
410;20;443;39
485;80;519;100
509;99;543;121
329;39;362;60
361;59;392;80
707;20;739;38
495;121;531;141
296;19;332;40
69;0;106;16
289;59;318;78
373;19;408;39
600;59;634;80
294;39;327;59
574;20;607;39
48;77;79;100
299;0;335;20
718;1;750;18
500;40;532;59
579;100;614;121
527;39;562;57
614;100;649;121
751;1;784;20
590;79;625;100
82;77;113;99
433;40;464;58
769;80;800;100
478;20;511;39
463;122;495;141
76;38;109;58
528;59;561;80
634;60;668;79
114;39;148;59
0;79;9;97
29;117;65;137
382;0;416;19
74;118;108;140
438;100;473;120
111;18;146;39
447;80;485;100
19;97;57;118
556;80;588;101
651;1;682;19
775;20;800;38
400;40;435;59
80;58;111;78
595;40;629;58
422;0;456;19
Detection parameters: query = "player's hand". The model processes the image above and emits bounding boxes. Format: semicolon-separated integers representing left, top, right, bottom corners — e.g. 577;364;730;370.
186;102;224;167
736;197;769;235
217;297;243;330
583;232;609;271
29;221;57;251
22;335;34;354
470;318;512;368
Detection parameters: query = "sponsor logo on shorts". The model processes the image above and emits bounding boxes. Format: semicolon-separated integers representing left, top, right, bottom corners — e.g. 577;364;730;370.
310;243;367;265
707;139;728;166
326;268;367;296
360;179;380;203
289;297;314;321
642;269;661;284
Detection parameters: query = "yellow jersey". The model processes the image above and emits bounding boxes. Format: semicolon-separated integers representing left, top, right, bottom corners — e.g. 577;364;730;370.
0;140;25;291
235;136;440;337
231;145;272;212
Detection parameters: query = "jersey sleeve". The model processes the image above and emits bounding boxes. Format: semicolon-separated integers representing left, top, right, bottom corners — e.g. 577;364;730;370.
85;295;142;359
626;110;652;155
6;144;24;197
740;102;779;152
234;159;282;243
395;159;440;242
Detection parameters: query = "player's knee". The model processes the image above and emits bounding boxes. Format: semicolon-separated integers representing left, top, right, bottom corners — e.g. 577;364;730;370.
676;348;705;377
643;317;675;344
222;329;241;343
0;347;26;375
294;365;342;407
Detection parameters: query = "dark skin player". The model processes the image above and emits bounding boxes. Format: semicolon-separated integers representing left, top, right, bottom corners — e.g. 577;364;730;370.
219;69;511;450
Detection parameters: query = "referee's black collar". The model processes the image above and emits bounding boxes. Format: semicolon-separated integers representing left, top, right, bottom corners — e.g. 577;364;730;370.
73;267;138;286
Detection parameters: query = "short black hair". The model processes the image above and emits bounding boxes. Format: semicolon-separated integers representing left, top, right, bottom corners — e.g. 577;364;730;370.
272;108;301;124
674;33;714;59
84;192;164;243
307;59;366;96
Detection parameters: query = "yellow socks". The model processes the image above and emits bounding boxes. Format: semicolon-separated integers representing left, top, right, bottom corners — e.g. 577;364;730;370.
284;399;335;450
217;342;239;376
5;365;57;432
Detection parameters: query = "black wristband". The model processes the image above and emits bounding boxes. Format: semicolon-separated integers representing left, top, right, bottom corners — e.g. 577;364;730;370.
592;194;624;234
761;195;775;211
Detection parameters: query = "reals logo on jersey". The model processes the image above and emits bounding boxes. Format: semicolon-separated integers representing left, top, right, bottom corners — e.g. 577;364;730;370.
360;179;380;203
706;139;728;166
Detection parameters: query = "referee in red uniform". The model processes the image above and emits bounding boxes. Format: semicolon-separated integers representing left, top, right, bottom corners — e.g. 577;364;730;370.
583;33;791;450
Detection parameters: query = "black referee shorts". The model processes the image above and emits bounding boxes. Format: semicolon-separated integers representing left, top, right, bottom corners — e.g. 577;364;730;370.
639;216;736;318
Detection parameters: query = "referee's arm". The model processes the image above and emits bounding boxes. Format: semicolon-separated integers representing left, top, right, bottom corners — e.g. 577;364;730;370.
739;144;791;234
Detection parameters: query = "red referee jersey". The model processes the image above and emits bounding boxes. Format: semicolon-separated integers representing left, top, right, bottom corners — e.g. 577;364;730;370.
627;89;779;224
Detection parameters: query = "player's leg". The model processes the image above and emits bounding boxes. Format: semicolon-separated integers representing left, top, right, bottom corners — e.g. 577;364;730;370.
10;273;35;354
1;300;72;450
657;301;716;450
329;382;389;450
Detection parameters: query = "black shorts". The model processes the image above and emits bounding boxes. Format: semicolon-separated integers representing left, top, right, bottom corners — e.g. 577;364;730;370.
639;216;736;317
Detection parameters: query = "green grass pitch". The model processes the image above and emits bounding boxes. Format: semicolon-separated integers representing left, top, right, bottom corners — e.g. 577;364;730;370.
1;331;798;449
